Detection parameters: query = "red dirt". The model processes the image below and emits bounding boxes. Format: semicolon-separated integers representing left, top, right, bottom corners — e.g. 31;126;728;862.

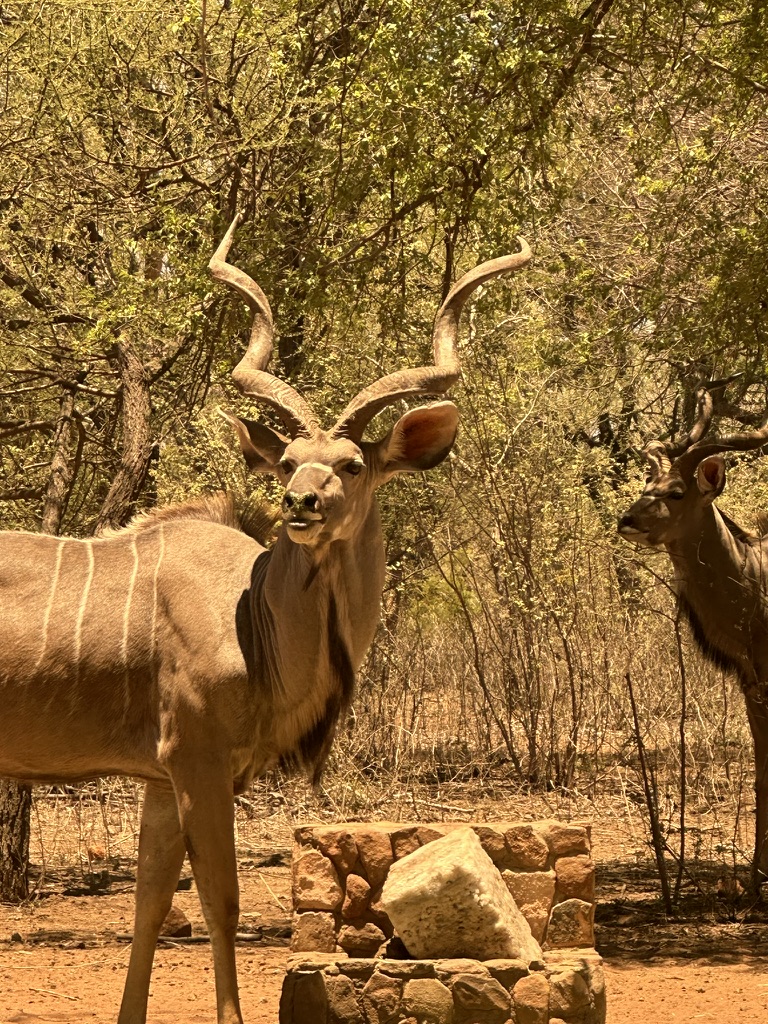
1;816;768;1023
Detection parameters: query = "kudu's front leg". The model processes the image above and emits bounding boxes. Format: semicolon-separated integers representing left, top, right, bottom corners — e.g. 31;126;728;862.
118;781;186;1024
743;693;768;887
170;754;243;1024
746;695;768;885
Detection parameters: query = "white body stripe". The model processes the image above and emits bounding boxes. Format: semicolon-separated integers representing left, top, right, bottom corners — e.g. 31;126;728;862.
121;535;140;718
150;524;165;681
35;538;64;671
122;535;140;666
73;541;95;684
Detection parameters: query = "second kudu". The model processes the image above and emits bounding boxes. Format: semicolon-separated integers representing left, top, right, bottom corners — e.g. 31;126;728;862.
618;383;768;883
0;215;531;1023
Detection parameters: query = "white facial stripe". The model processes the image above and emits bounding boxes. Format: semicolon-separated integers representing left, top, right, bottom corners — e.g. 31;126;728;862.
287;462;332;489
292;458;364;477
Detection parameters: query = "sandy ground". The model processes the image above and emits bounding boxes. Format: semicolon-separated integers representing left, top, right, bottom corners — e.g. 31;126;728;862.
1;814;768;1022
2;942;768;1023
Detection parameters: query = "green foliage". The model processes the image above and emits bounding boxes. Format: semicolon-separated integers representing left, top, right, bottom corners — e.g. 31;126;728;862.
2;0;768;815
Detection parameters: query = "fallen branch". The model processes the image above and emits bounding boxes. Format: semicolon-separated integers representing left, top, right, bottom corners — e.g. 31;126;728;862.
29;987;78;1001
116;927;290;945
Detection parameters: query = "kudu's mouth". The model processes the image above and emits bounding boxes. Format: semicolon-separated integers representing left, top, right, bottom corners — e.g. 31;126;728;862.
617;519;656;546
617;521;640;536
285;513;323;531
283;507;325;543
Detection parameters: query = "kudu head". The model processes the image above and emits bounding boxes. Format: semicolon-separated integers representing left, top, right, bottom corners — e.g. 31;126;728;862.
618;383;768;548
210;214;532;547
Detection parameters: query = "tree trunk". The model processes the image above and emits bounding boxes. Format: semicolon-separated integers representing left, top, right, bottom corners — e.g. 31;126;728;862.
0;390;79;902
0;782;32;902
95;336;153;532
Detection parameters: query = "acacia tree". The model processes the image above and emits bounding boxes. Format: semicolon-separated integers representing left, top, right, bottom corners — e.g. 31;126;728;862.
3;0;768;891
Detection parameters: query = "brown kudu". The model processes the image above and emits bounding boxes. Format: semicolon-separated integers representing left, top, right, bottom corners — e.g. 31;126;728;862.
618;384;768;883
0;215;532;1023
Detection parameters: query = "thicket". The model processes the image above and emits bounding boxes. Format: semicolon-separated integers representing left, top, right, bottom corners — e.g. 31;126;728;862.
2;0;768;897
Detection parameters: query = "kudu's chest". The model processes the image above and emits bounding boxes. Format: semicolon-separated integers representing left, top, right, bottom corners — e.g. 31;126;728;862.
240;567;377;785
678;563;768;688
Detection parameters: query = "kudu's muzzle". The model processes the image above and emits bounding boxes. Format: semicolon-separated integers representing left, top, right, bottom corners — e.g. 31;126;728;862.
282;490;321;519
281;464;339;536
617;512;637;533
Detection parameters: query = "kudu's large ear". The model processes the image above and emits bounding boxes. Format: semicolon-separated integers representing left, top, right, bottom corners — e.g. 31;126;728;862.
220;411;289;473
375;401;458;477
696;454;727;504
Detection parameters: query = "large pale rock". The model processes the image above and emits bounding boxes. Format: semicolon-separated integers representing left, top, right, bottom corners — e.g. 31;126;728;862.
381;827;542;962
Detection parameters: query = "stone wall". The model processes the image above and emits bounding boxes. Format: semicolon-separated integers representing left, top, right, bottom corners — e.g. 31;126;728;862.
280;949;606;1024
291;820;596;957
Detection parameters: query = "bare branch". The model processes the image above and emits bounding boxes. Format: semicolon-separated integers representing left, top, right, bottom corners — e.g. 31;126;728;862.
0;258;94;326
0;486;44;502
0;419;55;440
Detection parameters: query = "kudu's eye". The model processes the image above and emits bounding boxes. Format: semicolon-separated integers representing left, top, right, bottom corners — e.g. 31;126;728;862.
665;492;684;501
343;460;364;476
278;458;296;475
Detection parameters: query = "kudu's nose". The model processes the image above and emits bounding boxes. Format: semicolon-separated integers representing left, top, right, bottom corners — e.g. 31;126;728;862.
618;514;634;530
282;491;320;517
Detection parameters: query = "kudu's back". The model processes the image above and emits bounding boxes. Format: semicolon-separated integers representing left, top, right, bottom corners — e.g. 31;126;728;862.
0;519;263;783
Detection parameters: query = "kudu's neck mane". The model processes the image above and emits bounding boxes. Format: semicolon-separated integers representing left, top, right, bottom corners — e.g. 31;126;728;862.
718;507;768;545
112;491;277;546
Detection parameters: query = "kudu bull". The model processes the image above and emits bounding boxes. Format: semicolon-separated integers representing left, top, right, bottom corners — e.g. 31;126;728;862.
0;215;531;1024
618;384;768;882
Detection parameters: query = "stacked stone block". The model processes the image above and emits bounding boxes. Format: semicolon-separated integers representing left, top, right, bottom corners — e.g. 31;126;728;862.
291;820;596;956
280;950;606;1024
